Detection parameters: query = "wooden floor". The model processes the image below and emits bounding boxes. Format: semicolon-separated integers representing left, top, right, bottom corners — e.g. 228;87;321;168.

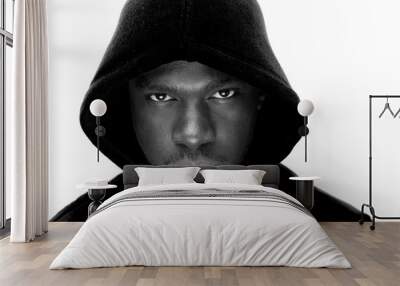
0;222;399;286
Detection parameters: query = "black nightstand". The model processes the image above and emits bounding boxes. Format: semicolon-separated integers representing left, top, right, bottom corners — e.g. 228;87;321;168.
289;177;320;210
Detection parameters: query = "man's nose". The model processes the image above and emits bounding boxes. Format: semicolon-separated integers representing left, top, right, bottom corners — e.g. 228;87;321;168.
172;103;216;151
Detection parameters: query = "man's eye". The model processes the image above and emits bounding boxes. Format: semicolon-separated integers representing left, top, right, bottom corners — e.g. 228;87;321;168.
148;93;175;102
210;89;236;99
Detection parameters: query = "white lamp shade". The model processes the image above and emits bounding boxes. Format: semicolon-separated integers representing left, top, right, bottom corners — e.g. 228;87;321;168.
297;99;314;116
90;99;107;117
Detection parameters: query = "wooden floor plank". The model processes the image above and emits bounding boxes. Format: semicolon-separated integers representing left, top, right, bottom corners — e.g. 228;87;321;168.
0;222;399;286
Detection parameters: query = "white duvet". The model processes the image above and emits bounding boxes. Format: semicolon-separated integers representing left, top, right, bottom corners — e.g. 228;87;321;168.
50;183;351;269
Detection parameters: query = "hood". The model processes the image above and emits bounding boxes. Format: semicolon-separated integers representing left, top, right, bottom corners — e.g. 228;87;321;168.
80;0;303;168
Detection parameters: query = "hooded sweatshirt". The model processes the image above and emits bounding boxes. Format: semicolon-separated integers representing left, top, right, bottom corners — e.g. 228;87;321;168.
51;0;363;221
79;0;303;166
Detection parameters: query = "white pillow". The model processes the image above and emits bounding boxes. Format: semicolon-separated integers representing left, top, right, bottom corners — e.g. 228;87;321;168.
200;169;266;185
135;167;201;186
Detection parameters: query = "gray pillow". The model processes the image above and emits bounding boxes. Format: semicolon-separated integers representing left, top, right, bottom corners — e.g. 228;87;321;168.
200;169;266;185
135;167;201;186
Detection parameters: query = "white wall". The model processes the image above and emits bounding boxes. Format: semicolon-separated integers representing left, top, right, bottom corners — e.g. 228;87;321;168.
272;0;400;217
48;0;123;217
48;0;400;218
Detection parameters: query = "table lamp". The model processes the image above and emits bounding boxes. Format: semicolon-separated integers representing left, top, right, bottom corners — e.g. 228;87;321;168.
297;99;314;162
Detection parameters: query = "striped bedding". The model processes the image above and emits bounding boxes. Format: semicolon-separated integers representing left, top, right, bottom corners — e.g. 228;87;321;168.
50;183;350;269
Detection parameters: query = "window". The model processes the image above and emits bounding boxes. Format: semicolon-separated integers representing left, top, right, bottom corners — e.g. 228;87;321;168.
0;0;14;231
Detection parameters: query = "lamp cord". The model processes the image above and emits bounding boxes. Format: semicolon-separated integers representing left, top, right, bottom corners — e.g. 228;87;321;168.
304;116;308;162
96;117;100;162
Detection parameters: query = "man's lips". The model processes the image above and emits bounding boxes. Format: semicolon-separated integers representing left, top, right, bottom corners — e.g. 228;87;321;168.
168;156;224;166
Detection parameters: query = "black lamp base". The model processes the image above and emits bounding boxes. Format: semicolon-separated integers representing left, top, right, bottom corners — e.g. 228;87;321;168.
298;125;309;136
95;117;106;162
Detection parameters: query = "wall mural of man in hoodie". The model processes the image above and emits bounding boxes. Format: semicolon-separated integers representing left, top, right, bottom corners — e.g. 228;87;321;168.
51;0;364;222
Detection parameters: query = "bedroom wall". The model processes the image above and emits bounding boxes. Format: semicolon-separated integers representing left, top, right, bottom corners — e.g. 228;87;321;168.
48;0;122;217
48;0;400;218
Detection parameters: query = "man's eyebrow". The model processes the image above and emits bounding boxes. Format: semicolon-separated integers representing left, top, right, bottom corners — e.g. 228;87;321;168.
133;76;238;92
204;77;237;91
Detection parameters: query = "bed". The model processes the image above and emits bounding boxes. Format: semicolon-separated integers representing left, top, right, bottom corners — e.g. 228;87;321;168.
50;165;350;269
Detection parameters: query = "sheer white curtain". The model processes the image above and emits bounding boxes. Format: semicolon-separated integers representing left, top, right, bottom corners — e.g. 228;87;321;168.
9;0;49;242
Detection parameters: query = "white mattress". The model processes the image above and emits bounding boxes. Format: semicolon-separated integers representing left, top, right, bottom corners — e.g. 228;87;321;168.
50;183;351;269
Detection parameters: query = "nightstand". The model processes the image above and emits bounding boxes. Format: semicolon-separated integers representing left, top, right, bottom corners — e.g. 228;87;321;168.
289;177;320;210
77;184;117;217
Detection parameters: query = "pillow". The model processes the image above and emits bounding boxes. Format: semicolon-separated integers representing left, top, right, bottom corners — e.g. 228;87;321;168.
200;169;266;185
135;167;201;186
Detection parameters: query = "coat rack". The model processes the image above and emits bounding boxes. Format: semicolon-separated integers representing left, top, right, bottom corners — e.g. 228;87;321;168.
359;95;400;230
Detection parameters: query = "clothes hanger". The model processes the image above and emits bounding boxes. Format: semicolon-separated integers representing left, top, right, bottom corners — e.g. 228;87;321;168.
378;97;395;118
394;105;400;118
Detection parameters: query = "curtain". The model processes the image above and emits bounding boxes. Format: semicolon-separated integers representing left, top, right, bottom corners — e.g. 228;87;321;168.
9;0;49;242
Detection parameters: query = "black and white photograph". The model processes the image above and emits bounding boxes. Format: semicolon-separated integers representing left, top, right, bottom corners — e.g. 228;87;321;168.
1;0;400;285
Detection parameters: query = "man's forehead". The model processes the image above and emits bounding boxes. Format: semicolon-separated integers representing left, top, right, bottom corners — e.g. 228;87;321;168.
132;60;242;88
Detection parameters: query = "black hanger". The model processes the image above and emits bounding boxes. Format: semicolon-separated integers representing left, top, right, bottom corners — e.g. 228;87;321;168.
378;97;395;118
394;105;400;118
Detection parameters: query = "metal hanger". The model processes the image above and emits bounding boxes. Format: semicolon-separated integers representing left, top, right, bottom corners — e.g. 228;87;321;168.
394;105;400;118
378;97;395;118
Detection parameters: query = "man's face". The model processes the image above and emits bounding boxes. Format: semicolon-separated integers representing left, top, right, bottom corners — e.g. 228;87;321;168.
129;60;262;165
